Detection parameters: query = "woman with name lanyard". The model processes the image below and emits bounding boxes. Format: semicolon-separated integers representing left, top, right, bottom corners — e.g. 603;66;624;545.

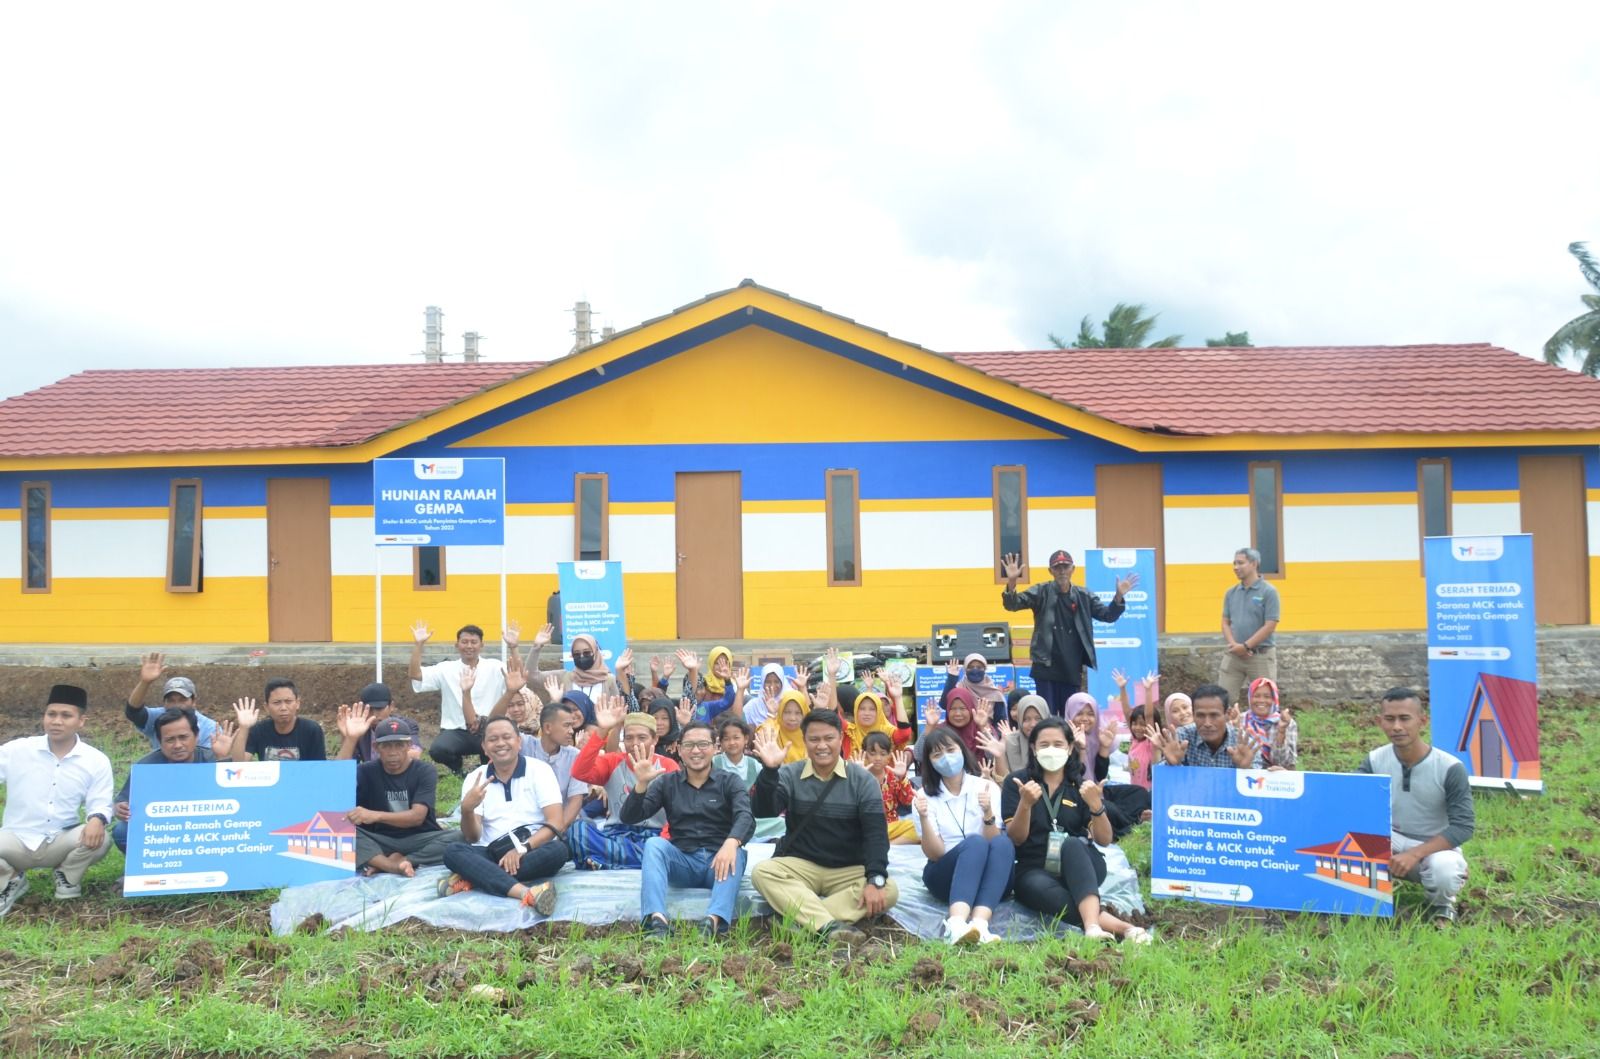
913;727;1014;945
1001;718;1152;943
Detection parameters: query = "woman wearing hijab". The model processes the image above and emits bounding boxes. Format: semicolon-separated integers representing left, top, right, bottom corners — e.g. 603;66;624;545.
941;653;1007;710
1242;677;1297;769
755;688;809;765
744;663;787;727
556;634;622;700
998;694;1047;774
679;646;748;724
648;700;682;762
937;685;983;758
843;691;910;759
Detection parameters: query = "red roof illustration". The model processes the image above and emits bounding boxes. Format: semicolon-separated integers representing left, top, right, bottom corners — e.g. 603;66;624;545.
270;811;357;837
1296;832;1391;859
1469;673;1540;762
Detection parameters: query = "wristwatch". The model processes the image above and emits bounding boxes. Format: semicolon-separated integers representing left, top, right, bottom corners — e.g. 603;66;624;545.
87;813;108;826
867;874;887;888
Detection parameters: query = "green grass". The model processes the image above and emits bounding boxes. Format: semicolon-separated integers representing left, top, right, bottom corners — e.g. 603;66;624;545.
2;700;1598;1058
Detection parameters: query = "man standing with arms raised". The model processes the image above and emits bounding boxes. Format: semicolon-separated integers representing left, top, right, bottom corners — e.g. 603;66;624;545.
1001;550;1137;717
0;686;115;916
410;621;537;775
1220;546;1280;708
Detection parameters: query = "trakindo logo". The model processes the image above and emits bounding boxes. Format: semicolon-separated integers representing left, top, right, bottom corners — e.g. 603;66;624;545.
1235;770;1305;799
413;458;465;480
216;762;281;787
1452;536;1504;562
1100;549;1138;568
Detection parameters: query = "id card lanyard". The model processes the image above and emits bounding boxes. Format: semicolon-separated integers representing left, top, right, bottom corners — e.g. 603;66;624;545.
1042;780;1073;875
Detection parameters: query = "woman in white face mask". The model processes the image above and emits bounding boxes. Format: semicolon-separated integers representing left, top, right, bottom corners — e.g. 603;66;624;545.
912;728;1013;945
1000;718;1152;944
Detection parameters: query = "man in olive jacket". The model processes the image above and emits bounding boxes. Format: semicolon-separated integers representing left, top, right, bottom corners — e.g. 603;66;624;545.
1001;549;1137;717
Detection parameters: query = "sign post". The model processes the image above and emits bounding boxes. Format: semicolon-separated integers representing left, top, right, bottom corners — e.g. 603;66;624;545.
372;458;507;681
1424;534;1542;793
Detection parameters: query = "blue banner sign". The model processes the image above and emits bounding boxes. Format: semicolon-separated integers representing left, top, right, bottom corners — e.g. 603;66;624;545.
557;561;627;668
1424;534;1542;792
911;665;1033;726
1151;767;1393;916
1085;548;1159;724
373;457;505;546
124;760;357;897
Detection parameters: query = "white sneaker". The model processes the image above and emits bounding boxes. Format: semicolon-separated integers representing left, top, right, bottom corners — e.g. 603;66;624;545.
944;915;979;946
52;870;82;899
0;876;26;917
973;920;1002;944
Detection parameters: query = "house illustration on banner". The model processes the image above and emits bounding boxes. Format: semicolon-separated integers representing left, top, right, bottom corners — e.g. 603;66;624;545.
270;811;357;868
1456;673;1540;781
1295;832;1393;900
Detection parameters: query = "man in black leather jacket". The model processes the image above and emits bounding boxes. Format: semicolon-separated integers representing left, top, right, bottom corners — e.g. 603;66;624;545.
1000;549;1137;717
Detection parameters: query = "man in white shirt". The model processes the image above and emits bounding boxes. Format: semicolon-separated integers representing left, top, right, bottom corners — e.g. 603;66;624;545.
409;620;509;775
0;685;115;916
436;717;566;912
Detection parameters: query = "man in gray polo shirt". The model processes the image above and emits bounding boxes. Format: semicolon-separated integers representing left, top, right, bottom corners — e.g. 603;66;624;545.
1220;546;1280;706
1358;688;1474;923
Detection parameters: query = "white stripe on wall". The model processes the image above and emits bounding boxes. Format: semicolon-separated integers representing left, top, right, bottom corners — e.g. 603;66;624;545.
861;510;992;570
202;517;267;577
1283;504;1420;562
1164;506;1251;565
1028;508;1097;567
1450;502;1522;539
0;522;18;579
743;513;826;573
610;514;678;574
1588;501;1600;558
52;519;167;578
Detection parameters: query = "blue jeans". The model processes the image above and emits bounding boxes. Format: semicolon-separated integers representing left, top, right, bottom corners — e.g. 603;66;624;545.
640;836;746;924
921;834;1015;913
112;820;129;853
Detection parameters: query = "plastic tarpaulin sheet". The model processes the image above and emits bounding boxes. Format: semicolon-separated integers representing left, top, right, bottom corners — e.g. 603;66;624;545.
270;842;1145;939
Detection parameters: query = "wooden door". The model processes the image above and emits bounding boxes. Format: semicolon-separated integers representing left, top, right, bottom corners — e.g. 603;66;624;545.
675;472;744;639
1518;454;1590;624
1095;463;1167;630
267;478;333;642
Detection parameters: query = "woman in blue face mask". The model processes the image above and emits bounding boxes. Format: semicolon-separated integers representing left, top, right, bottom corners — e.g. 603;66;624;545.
912;727;1015;945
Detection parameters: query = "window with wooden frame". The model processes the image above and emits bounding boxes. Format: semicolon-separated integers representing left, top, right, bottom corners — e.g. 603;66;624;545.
575;473;609;561
1418;457;1452;543
1247;461;1284;577
413;546;446;590
166;479;203;592
992;465;1029;583
21;481;50;593
825;469;861;586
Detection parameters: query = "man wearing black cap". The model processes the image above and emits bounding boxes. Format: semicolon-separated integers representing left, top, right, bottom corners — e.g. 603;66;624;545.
125;651;221;751
333;683;423;763
1001;550;1137;717
347;719;460;877
0;685;115;916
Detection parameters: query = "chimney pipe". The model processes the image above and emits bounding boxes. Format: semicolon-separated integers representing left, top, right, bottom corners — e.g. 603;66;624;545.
422;306;445;363
572;300;594;353
463;331;484;363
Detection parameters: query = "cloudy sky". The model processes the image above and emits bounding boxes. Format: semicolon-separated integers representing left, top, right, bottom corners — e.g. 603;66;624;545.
1;2;1596;399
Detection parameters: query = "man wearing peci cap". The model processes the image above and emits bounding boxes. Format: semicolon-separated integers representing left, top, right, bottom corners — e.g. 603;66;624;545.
1001;549;1138;717
333;683;423;763
0;685;115;916
567;697;680;870
347;718;461;877
124;651;220;751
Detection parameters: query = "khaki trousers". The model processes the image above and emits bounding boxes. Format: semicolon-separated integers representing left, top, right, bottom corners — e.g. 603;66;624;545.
1218;646;1277;708
0;826;110;889
752;855;900;933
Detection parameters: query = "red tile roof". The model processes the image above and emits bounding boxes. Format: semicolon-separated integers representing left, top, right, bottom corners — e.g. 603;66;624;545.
0;363;538;456
1471;673;1540;764
949;344;1600;435
1296;832;1392;860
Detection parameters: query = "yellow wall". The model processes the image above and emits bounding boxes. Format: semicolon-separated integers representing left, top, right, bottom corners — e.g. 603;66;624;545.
0;577;269;642
457;326;1059;447
1164;561;1426;633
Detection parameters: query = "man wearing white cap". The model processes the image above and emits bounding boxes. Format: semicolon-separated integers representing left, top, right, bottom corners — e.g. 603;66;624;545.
0;685;115;916
125;651;219;751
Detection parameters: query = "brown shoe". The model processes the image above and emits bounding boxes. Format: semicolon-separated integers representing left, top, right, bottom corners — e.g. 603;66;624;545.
521;881;557;915
435;873;472;898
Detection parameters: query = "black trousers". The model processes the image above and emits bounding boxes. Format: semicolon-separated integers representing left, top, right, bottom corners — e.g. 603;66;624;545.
428;725;484;774
443;838;569;898
1012;838;1107;928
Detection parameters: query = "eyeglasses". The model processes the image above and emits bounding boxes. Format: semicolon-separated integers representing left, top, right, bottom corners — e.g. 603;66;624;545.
679;741;714;750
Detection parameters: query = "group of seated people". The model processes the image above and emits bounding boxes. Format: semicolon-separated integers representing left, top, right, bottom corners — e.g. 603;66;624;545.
0;620;1473;937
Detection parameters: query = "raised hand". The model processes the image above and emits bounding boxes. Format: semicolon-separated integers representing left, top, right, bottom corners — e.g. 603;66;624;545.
980;759;997;783
594;695;627;731
891;749;912;780
788;666;808;691
809;685;832;711
1111;668;1128;689
977;729;1006;762
542;672;562;700
662;657;676;680
1115;572;1140;597
1226;704;1243;731
232;697;260;730
995;720;1014;743
849;748;866;769
503;619;521;649
1151;725;1188;766
1012;776;1043;806
616;648;634;674
676;697;696;728
1229;735;1259;769
1276;706;1293;746
211;720;238;759
458;773;490;814
978;782;993;818
973;699;993;726
821;646;840;683
532;623;555;649
629;743;663;790
883;669;903;699
1000;552;1023;582
1098;722;1117;756
459;666;477;694
505;658;529;696
923;702;945;727
138;651;166;685
337;702;374;739
1078;779;1105;812
675;648;699;673
912;790;929;817
734;666;752;694
649;655;663;680
1069;713;1092;742
752;726;788;769
945;658;961;677
411;621;432;645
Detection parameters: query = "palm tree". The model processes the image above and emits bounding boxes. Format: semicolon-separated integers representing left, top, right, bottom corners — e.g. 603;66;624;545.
1049;302;1182;349
1544;242;1600;376
1206;330;1252;347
